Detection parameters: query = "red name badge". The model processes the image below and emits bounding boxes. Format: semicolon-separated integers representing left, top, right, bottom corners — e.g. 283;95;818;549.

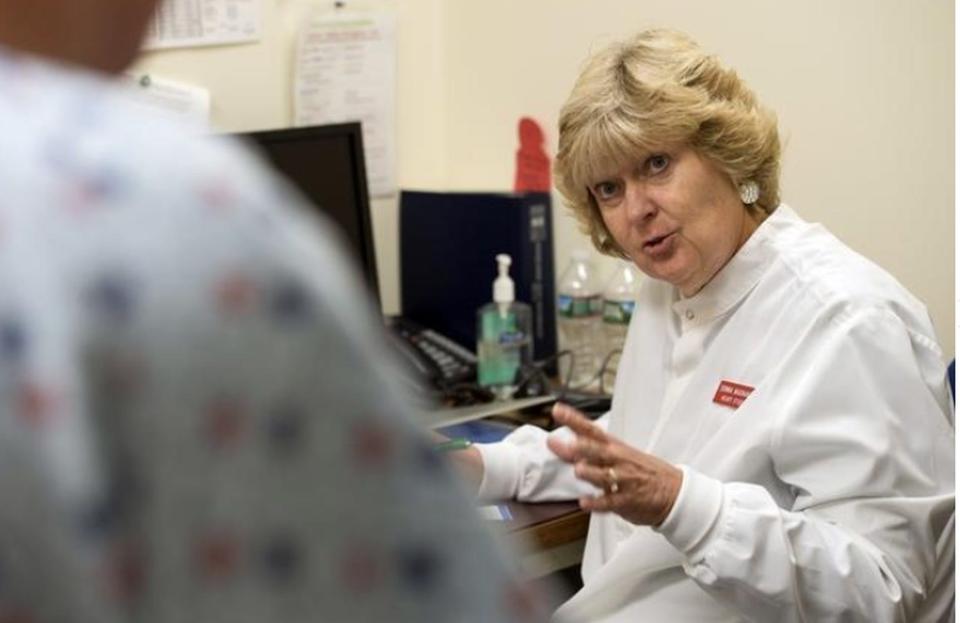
712;380;754;409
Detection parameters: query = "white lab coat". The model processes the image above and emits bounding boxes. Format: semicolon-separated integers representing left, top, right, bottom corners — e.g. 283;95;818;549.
477;205;955;622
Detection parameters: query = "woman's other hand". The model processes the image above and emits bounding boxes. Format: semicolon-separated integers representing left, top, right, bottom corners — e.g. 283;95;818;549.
430;431;484;494
547;402;683;526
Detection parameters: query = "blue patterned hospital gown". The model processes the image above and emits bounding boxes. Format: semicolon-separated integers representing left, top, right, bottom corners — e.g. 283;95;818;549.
0;48;545;623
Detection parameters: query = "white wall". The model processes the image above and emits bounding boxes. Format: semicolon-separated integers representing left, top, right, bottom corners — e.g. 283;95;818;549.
135;0;955;358
135;0;447;322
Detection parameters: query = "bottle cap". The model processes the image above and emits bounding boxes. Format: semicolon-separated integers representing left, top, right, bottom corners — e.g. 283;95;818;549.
493;254;514;303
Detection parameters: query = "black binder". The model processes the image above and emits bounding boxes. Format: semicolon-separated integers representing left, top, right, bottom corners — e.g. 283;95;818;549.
400;190;557;367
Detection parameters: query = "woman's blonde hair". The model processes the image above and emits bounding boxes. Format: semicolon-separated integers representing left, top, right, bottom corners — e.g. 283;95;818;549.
554;29;781;257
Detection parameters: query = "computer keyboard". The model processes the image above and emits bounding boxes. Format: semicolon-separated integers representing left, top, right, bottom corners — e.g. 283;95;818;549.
386;316;477;388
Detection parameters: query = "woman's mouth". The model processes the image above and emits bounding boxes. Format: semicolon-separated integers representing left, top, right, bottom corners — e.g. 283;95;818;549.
643;231;677;256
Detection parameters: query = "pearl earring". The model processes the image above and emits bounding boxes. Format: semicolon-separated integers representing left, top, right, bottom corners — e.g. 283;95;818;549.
739;181;759;205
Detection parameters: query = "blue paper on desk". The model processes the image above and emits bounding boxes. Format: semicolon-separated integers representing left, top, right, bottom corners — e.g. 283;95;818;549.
437;419;516;444
477;504;514;521
437;420;517;522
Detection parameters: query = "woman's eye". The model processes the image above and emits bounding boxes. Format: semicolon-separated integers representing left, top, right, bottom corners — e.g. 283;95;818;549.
592;181;620;200
646;154;670;175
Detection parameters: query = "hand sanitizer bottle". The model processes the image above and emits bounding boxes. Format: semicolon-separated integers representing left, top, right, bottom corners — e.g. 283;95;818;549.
476;254;533;400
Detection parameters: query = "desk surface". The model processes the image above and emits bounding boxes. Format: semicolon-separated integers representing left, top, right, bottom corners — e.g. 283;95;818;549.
505;500;588;548
420;395;556;429
435;409;592;577
497;500;589;578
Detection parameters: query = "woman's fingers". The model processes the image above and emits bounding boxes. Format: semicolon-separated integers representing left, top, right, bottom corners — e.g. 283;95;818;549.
573;460;615;490
546;434;577;462
552;403;607;441
548;402;622;464
547;432;611;464
547;402;686;525
579;491;629;513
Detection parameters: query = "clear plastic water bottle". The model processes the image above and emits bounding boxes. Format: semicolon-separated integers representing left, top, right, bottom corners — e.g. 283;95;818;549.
601;261;640;391
556;249;603;388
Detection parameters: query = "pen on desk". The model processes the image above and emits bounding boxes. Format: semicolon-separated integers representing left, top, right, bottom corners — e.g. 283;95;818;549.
433;437;473;453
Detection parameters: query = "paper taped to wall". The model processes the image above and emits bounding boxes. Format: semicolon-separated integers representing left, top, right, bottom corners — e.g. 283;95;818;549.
144;0;261;50
122;74;211;128
294;9;396;197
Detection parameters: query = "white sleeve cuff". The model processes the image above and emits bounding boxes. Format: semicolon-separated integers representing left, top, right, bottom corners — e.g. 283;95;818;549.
654;465;724;563
474;441;523;502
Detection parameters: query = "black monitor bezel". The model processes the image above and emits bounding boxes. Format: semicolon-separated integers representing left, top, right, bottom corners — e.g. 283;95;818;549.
239;122;380;304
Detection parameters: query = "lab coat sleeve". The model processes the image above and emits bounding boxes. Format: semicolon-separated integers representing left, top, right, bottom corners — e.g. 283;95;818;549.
656;307;955;622
475;413;609;503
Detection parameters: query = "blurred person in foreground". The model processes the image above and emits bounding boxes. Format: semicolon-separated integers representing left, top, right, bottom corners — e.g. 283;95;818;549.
0;1;546;621
451;29;954;622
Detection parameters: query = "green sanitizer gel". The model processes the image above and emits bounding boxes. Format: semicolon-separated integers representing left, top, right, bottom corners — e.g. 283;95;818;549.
476;254;533;400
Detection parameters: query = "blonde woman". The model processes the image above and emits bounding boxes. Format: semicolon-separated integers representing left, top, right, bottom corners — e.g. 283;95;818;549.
456;29;954;622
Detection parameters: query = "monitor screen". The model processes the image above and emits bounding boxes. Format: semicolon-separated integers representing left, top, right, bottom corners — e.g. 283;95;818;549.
237;123;379;303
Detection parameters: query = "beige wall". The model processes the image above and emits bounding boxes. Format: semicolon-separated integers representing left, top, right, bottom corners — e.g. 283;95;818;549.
135;0;955;358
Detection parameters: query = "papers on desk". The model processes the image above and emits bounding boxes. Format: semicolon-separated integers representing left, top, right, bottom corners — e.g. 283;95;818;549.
418;395;555;430
478;505;514;522
437;419;516;444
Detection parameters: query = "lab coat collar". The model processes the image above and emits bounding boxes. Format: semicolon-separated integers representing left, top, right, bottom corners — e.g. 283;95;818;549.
672;204;793;328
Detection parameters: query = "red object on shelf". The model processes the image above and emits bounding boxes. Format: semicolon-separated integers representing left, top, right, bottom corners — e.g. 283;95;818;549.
514;117;551;193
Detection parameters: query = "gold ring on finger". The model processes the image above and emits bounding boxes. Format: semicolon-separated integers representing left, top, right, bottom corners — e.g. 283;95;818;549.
607;466;619;494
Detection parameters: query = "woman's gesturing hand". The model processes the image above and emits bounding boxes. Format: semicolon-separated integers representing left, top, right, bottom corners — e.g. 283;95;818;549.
547;402;683;526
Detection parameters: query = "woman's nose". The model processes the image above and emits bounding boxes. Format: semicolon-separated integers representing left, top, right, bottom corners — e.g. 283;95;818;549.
624;181;656;223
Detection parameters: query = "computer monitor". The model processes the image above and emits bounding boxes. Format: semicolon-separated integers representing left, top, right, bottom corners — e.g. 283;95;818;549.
236;123;379;303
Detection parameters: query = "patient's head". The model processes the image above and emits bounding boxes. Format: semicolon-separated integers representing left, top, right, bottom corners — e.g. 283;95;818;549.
0;0;160;72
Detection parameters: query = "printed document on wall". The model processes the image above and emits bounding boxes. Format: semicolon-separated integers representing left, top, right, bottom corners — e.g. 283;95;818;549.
121;74;211;129
295;10;396;197
144;0;261;50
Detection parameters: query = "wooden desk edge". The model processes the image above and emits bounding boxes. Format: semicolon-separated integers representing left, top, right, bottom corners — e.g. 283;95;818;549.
514;507;589;550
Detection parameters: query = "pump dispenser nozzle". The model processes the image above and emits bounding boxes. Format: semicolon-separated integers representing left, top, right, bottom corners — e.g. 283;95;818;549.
493;254;515;305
